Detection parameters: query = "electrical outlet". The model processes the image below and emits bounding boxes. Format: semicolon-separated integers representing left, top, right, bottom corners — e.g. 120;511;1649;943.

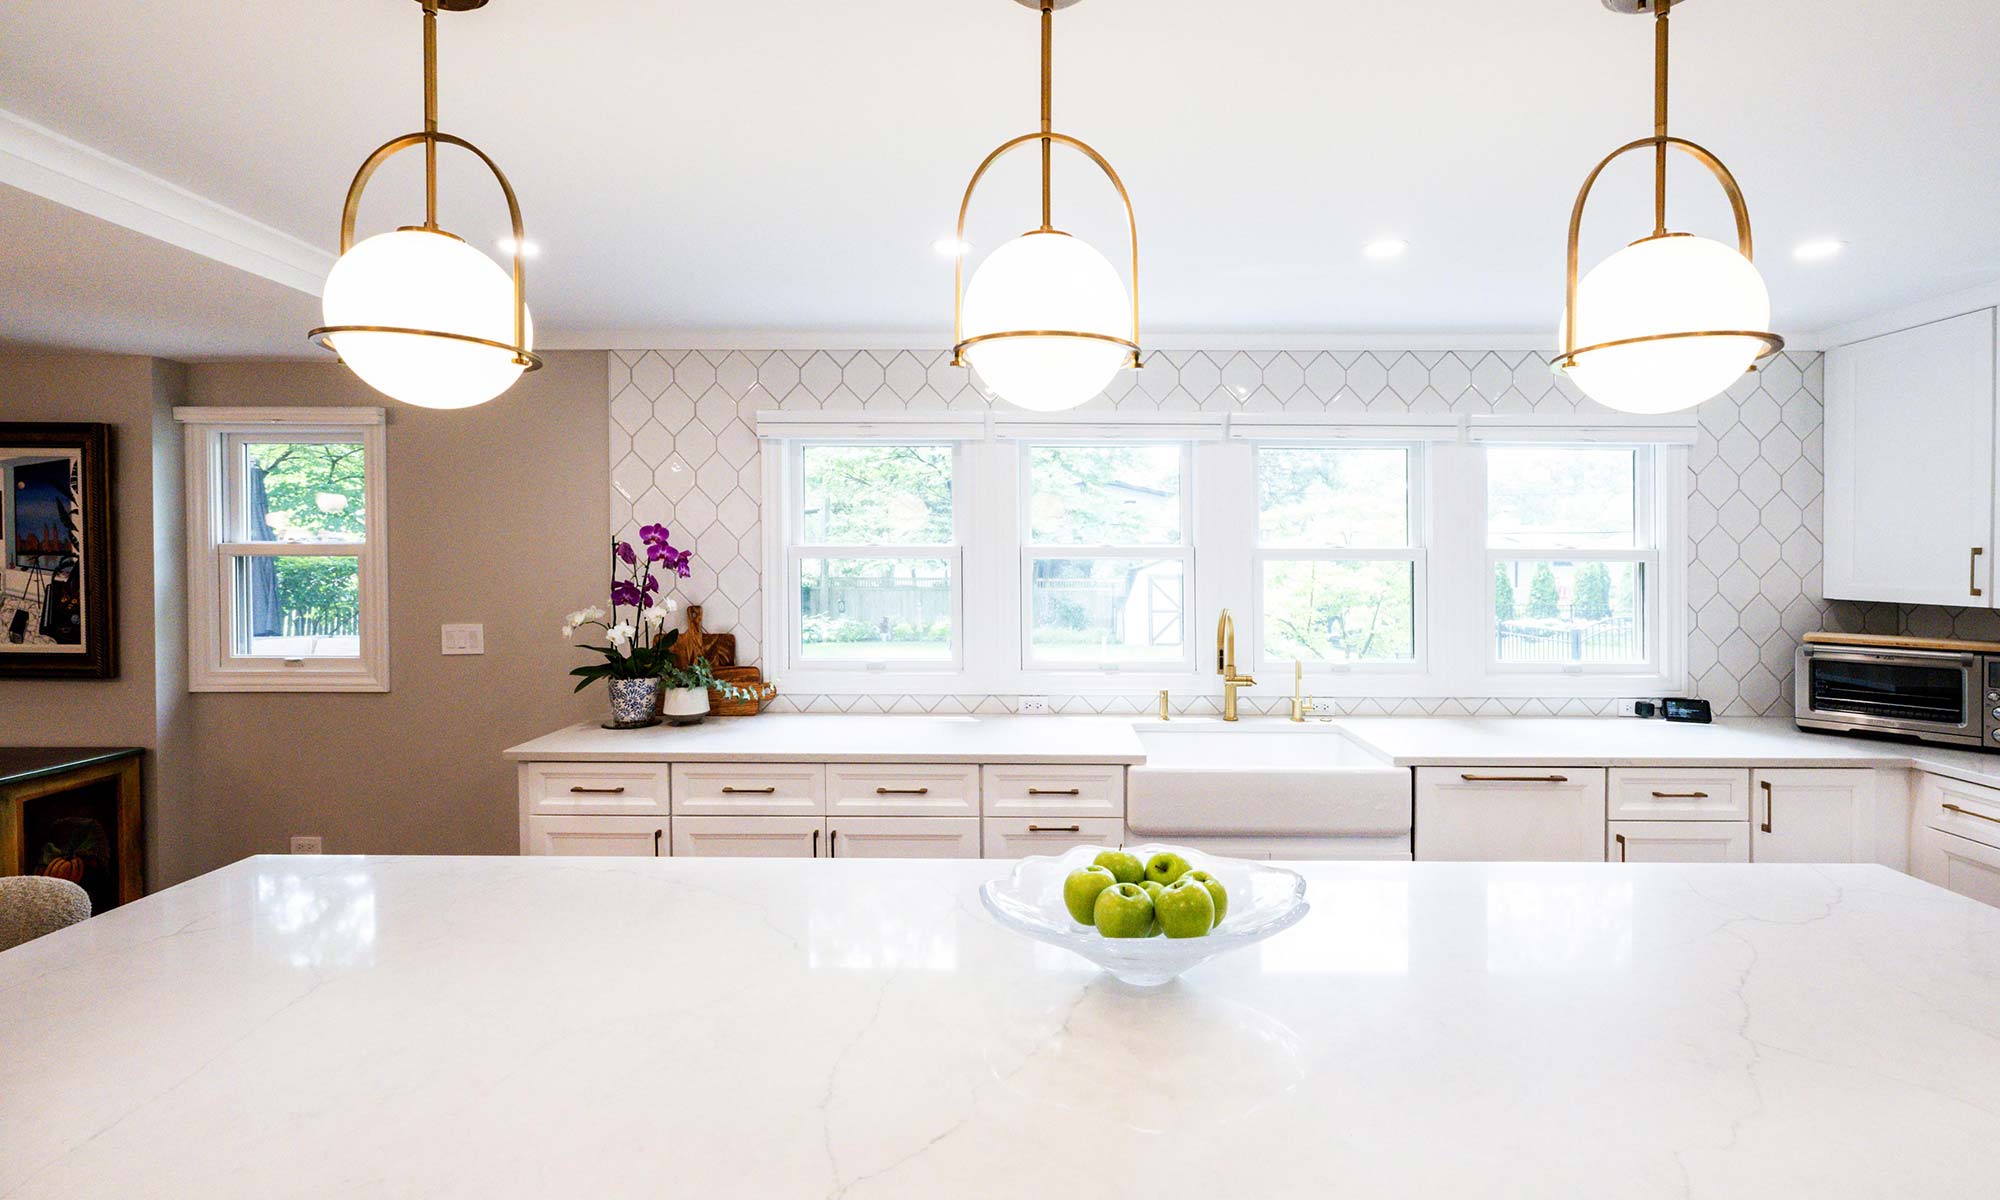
1307;698;1337;718
1017;695;1052;715
290;835;323;855
1616;698;1661;718
441;623;484;655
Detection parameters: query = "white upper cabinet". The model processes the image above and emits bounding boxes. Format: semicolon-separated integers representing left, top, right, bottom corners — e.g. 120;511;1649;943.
1825;309;1998;606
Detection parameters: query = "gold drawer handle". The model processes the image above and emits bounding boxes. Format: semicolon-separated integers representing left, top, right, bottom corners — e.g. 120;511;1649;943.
1943;802;2000;826
874;787;931;795
1028;824;1082;833
721;786;777;795
1615;833;1628;862
1761;779;1773;834
569;786;626;795
1460;774;1569;783
1974;547;1985;598
1650;791;1709;799
1027;787;1082;796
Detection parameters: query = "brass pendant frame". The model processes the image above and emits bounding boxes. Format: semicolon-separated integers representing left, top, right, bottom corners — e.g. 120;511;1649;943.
308;1;541;375
1552;0;1782;378
950;1;1141;373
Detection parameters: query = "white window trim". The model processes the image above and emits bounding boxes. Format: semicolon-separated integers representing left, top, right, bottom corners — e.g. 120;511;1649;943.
175;407;388;693
756;411;1690;701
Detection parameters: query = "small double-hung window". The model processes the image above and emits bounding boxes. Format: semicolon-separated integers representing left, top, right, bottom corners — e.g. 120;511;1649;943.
178;408;387;691
1253;443;1424;669
1022;443;1192;670
788;443;961;669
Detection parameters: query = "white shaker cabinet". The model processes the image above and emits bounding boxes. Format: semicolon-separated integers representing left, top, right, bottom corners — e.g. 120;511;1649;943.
1415;768;1605;862
826;817;980;859
1824;308;1998;606
523;814;667;858
1749;769;1876;863
981;817;1125;858
1608;821;1750;864
1912;773;2000;907
672;815;825;858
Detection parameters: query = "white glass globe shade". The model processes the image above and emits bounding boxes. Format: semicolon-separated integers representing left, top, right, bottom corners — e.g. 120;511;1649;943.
962;230;1131;413
321;228;533;410
1561;234;1771;415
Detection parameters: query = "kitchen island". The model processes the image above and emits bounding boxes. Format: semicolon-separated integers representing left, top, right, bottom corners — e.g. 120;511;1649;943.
4;855;1998;1197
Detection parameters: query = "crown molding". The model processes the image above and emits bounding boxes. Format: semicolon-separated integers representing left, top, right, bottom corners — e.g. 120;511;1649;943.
1807;277;2000;348
544;329;1568;354
0;108;333;295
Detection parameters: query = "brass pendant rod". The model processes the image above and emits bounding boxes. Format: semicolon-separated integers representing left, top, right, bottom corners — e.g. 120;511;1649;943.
1652;0;1671;236
1039;1;1054;231
422;0;440;231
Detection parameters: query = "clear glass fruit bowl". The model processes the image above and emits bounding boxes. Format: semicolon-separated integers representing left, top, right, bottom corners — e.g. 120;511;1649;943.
979;843;1310;987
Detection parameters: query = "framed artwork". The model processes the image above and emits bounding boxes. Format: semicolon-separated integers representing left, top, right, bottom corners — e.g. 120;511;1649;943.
0;423;117;678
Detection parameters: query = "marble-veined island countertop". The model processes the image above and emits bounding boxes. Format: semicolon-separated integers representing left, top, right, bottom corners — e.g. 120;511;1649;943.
3;854;1998;1197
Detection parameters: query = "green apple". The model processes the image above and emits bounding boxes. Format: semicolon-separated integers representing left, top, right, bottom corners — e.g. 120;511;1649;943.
1140;880;1167;936
1093;849;1145;886
1093;883;1156;939
1062;865;1118;926
1155;877;1216;939
1187;869;1228;925
1144;851;1192;886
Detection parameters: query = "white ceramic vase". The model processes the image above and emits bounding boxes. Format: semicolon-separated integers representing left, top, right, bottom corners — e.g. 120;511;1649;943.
662;685;710;726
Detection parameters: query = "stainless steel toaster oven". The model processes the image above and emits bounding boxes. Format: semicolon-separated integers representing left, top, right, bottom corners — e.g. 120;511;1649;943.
1795;641;1999;750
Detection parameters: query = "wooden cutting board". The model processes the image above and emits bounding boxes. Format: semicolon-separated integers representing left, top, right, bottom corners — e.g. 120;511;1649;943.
672;605;737;668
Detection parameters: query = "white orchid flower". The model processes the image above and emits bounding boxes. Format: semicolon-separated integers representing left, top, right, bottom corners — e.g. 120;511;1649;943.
605;622;636;653
640;604;674;636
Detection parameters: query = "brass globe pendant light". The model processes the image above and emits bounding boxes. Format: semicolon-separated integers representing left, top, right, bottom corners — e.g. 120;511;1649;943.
951;0;1142;413
1554;0;1783;415
309;0;541;410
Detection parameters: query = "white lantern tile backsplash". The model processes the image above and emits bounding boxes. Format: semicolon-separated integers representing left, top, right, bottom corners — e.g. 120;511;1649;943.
609;346;1871;717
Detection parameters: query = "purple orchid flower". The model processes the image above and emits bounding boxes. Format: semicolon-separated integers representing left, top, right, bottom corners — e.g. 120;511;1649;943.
614;541;637;566
668;549;693;579
610;581;644;608
638;523;674;562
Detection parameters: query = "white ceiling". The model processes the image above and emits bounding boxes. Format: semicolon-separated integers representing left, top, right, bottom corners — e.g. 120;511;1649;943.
0;0;1996;358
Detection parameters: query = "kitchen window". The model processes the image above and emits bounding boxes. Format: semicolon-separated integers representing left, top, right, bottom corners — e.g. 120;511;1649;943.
1484;444;1660;672
1253;443;1424;670
176;407;388;692
786;442;963;670
1021;442;1193;671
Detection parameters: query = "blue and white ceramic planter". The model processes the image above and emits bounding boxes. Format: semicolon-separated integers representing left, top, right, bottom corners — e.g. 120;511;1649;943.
608;678;662;726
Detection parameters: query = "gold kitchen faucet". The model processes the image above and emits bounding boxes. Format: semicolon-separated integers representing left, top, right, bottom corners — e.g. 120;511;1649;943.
1216;610;1256;721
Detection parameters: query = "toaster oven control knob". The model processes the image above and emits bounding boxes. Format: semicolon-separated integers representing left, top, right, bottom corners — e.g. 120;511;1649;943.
1989;692;1999;703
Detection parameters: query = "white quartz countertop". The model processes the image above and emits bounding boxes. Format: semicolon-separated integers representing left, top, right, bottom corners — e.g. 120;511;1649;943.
5;854;1998;1198
505;713;1146;764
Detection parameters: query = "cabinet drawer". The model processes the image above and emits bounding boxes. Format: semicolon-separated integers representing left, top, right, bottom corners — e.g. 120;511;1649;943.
826;763;980;817
1914;827;2000;908
1919;773;2000;852
672;763;825;816
982;817;1125;859
1608;820;1750;864
1415;768;1606;862
523;762;671;817
1608;768;1751;821
981;764;1125;818
672;816;823;858
827;817;980;859
523;815;668;857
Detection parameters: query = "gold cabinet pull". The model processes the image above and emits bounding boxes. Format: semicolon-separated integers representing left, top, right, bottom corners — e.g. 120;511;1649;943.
1460;774;1569;783
1027;787;1082;796
1650;791;1709;799
828;829;838;858
1943;802;2000;826
721;786;777;795
569;785;626;794
1760;779;1774;834
653;828;663;857
811;828;820;857
874;787;931;795
1027;824;1081;833
1615;833;1628;862
1973;547;1985;598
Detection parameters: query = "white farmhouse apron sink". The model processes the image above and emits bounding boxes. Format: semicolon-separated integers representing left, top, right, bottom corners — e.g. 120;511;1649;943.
1127;724;1413;838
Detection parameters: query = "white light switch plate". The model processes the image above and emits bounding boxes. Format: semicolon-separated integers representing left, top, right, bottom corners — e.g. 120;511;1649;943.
441;623;484;655
290;835;322;855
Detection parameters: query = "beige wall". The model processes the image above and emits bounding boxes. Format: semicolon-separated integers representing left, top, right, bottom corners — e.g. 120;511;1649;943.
0;352;186;886
175;352;607;879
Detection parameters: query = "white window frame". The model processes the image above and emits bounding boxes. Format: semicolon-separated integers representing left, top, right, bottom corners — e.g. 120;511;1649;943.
175;407;388;693
770;438;969;684
1017;440;1198;677
1248;440;1431;679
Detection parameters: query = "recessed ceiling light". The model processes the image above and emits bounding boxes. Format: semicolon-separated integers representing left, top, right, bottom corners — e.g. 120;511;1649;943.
932;237;972;258
497;236;540;259
1363;237;1409;261
1793;238;1847;262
